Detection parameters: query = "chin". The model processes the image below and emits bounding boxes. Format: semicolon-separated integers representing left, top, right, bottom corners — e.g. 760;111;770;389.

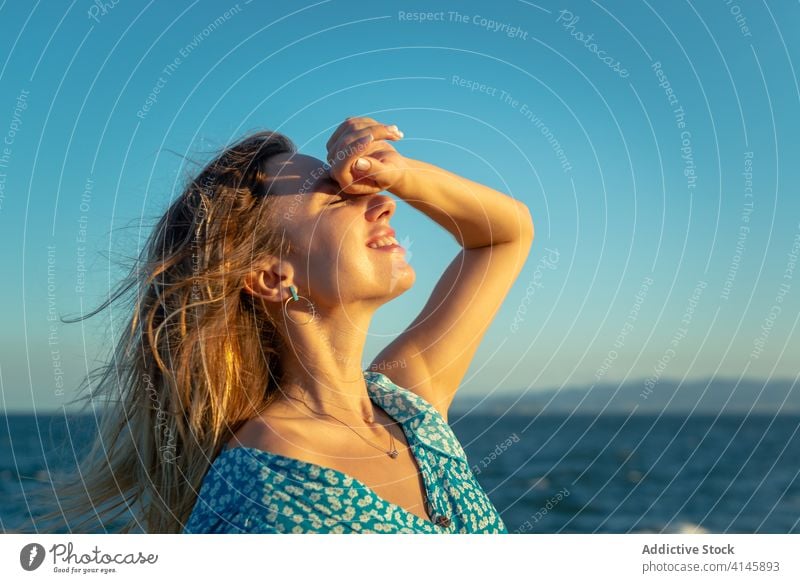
387;264;415;296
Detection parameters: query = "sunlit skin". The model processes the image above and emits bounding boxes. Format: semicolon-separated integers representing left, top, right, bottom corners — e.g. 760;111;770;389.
244;150;416;422
231;116;535;523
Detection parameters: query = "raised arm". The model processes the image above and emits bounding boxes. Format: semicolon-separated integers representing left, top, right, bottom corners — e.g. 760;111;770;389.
326;117;534;421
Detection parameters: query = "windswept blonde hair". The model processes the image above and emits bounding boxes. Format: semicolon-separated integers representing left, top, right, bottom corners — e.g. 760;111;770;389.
35;130;297;533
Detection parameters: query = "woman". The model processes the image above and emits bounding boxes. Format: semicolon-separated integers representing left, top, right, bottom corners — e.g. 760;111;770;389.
46;116;534;534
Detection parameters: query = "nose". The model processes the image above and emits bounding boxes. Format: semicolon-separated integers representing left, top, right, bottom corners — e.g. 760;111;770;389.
367;194;396;222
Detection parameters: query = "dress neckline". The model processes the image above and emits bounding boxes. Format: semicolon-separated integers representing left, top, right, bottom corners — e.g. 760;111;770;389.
218;370;443;529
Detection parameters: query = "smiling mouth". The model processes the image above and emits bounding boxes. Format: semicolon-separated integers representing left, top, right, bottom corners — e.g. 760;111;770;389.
366;235;401;250
366;236;405;253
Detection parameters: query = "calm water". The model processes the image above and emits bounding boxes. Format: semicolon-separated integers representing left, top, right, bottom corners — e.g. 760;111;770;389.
2;412;799;533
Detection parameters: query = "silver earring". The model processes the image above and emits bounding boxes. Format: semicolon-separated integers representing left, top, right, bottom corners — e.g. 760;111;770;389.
283;284;317;326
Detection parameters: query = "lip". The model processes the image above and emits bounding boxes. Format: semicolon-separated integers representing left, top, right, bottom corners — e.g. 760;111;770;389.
365;228;397;248
368;243;405;254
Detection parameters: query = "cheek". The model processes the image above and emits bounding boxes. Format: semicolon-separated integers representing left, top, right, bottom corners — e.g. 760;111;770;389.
305;234;347;274
307;236;374;281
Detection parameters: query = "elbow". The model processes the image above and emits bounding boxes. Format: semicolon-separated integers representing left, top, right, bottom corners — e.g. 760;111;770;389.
517;203;535;243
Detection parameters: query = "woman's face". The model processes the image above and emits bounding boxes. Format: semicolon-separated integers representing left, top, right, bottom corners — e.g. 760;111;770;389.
265;152;415;310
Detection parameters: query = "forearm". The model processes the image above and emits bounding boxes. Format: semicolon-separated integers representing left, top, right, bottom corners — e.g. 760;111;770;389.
389;157;534;249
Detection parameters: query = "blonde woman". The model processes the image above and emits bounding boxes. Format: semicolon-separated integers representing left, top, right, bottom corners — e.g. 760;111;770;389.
46;116;533;533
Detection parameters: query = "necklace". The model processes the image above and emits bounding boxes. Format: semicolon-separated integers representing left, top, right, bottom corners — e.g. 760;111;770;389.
282;390;441;522
285;392;400;459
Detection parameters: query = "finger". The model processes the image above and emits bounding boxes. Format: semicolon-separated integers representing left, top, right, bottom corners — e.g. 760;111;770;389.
337;170;384;195
327;124;403;163
325;116;378;152
329;153;382;196
326;133;375;168
325;117;399;154
338;180;383;196
328;136;379;191
325;119;355;154
346;156;398;193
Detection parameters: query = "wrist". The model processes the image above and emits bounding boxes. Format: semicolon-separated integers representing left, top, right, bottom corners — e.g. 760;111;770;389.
387;156;423;198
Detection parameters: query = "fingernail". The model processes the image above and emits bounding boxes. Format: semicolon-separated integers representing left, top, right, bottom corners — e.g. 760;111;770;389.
354;158;370;171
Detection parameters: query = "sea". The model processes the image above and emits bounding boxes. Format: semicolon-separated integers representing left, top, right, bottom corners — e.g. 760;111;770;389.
2;412;798;533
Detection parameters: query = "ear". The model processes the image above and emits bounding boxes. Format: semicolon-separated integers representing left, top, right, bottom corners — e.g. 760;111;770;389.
242;258;293;303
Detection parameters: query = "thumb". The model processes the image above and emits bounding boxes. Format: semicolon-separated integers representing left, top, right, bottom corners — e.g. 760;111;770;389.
352;156;372;174
350;155;397;191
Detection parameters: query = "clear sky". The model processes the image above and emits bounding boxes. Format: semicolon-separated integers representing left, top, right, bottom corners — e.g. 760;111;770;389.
1;1;798;412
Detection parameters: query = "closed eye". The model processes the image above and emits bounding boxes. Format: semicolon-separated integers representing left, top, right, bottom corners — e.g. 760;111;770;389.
316;176;349;207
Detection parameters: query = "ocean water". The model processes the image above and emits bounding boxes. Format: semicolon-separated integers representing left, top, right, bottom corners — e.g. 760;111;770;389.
2;412;798;533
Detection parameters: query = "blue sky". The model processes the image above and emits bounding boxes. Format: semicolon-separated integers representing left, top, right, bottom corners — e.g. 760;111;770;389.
1;0;798;412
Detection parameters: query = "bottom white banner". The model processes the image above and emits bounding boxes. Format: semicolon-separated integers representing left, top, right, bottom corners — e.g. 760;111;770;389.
1;534;797;581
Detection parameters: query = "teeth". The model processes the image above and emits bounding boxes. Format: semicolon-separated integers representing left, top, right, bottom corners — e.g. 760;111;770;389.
368;235;399;249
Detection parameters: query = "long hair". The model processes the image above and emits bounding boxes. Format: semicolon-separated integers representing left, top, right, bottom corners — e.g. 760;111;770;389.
35;130;297;533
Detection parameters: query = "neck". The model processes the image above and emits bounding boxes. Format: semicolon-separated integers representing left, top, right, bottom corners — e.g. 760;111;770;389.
276;305;376;423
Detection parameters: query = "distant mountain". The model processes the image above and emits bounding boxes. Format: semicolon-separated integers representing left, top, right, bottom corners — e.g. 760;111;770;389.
452;377;800;414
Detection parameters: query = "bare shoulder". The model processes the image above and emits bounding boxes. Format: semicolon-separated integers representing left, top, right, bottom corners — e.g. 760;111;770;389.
227;409;320;460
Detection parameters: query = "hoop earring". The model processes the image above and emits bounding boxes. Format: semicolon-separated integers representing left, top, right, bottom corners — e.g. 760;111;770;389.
283;285;317;326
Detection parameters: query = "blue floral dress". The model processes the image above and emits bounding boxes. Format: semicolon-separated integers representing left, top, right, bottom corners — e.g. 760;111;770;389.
183;370;508;534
